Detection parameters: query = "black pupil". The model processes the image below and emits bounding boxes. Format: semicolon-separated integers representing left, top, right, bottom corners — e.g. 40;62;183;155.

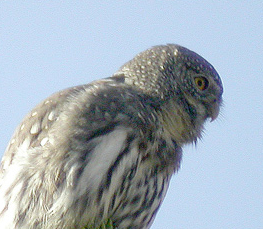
197;80;203;87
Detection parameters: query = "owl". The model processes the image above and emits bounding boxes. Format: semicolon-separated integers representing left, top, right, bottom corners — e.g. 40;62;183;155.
0;44;223;229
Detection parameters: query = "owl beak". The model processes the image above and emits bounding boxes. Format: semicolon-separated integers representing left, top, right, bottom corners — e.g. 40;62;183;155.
209;100;221;122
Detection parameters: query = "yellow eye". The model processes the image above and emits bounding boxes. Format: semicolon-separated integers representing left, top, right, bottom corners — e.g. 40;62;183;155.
194;76;209;91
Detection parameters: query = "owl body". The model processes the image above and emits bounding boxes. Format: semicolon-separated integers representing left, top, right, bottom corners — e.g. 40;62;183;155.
0;44;223;228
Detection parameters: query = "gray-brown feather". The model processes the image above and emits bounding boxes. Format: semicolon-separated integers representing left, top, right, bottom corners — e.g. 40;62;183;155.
0;44;223;229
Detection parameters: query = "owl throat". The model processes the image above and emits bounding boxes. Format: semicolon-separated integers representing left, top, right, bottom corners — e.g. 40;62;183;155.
158;98;205;146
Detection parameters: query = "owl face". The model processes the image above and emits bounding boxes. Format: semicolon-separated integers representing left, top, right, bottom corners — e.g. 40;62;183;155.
187;73;223;121
172;45;223;122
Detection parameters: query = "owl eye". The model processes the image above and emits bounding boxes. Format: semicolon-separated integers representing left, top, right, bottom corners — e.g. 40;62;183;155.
194;76;209;91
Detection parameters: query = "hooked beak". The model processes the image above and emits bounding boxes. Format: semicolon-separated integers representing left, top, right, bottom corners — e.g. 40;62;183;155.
208;99;221;122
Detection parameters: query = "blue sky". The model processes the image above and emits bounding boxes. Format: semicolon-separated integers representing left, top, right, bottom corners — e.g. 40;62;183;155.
1;1;263;228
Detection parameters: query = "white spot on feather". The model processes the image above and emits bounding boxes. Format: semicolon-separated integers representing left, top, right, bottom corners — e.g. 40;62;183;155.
31;111;37;117
40;137;48;146
20;124;25;131
30;122;40;135
48;111;55;121
19;136;31;151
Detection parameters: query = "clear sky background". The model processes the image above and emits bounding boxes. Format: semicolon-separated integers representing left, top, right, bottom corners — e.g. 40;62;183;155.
0;1;262;229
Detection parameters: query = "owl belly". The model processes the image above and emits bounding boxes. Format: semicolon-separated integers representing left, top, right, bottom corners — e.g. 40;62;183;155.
108;161;171;229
